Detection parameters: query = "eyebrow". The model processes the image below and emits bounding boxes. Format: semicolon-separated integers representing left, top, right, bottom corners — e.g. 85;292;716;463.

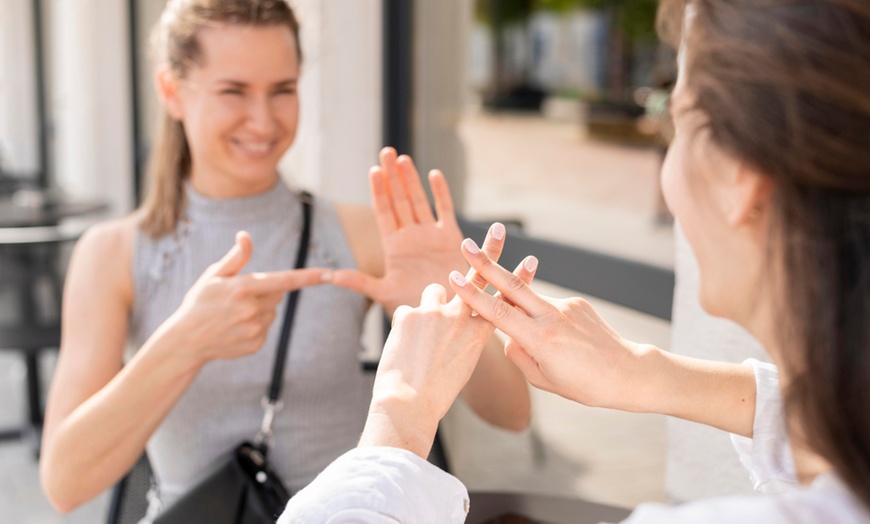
214;78;298;87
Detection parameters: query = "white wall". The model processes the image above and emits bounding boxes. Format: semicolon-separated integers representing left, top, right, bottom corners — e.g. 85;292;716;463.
281;0;383;205
0;0;41;175
49;0;134;216
414;0;472;210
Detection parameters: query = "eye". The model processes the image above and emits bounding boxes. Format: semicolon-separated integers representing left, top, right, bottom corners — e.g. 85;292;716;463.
274;87;297;96
220;89;243;96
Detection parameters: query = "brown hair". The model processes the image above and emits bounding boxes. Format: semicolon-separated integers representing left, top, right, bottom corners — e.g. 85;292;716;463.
140;0;302;238
659;0;870;509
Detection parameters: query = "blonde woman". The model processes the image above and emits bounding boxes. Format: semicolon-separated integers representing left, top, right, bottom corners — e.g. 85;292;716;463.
39;0;529;518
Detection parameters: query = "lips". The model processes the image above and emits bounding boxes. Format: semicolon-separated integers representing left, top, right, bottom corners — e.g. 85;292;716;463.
230;138;277;158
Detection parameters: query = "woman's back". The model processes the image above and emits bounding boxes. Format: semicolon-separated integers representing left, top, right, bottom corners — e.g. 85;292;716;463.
128;181;370;507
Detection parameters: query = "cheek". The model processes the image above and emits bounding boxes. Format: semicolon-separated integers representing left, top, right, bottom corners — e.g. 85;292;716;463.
660;141;685;218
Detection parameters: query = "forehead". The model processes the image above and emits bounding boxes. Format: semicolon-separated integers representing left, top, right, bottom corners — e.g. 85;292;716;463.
193;24;299;80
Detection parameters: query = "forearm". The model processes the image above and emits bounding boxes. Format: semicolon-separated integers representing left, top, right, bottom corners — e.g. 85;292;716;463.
627;346;756;437
41;328;202;512
461;334;531;431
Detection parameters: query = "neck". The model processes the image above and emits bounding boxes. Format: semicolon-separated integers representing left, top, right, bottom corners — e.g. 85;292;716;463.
739;293;834;485
189;166;279;199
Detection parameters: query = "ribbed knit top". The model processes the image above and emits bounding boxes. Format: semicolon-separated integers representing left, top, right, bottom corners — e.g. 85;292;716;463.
126;180;371;513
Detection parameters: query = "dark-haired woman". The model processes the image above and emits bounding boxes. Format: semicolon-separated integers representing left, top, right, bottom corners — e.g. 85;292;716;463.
279;1;870;522
38;0;530;518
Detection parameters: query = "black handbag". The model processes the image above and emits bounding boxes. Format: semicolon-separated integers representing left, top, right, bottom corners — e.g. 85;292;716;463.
154;193;313;524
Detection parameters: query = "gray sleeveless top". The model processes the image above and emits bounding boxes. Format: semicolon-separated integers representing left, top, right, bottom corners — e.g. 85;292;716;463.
127;181;371;511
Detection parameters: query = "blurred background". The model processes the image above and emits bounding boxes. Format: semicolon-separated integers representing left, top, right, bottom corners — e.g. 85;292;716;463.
0;0;697;522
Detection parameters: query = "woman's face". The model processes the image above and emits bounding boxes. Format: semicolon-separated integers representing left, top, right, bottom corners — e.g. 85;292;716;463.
660;62;768;323
165;24;300;197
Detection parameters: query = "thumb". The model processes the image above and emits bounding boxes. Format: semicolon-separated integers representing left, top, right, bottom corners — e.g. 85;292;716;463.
504;339;544;387
331;269;382;302
210;231;253;278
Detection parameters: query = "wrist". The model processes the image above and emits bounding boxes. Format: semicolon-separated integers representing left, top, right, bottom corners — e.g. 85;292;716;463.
143;317;207;376
613;343;671;414
360;397;439;459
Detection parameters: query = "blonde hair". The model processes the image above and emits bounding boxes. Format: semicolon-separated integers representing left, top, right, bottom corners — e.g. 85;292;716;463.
140;0;302;238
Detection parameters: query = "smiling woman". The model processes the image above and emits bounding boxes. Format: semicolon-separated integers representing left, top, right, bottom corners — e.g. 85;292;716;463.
37;0;531;521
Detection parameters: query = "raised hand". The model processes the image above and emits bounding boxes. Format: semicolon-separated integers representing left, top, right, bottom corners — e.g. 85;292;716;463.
360;225;537;458
165;231;332;365
448;233;649;411
332;147;467;316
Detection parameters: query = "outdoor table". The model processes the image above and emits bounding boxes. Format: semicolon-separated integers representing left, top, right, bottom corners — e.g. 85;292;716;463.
468;491;632;524
0;194;108;453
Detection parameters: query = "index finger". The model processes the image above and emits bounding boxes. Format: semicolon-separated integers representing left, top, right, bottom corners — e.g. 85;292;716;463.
397;155;436;224
448;270;540;343
461;240;551;318
240;268;333;295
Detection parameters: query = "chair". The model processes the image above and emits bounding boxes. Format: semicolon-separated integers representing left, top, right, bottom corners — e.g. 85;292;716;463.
106;454;154;524
0;226;79;453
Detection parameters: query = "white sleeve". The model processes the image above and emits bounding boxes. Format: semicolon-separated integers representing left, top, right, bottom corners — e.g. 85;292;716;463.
729;359;798;492
277;446;470;524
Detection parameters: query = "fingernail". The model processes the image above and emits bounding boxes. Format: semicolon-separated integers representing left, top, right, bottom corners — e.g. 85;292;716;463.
524;256;538;272
321;271;333;282
463;238;480;254
450;271;467;287
491;223;505;240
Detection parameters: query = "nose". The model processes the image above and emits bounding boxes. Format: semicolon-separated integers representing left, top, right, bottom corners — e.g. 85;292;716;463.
245;94;277;136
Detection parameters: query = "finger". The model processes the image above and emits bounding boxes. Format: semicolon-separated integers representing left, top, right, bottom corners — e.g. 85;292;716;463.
380;147;414;226
370;167;397;235
331;268;383;302
466;223;506;290
420;283;448;307
240;268;333;294
209;231;253;278
392;304;413;326
495;255;539;307
397;155;435;224
429;170;459;230
461;240;551;318
448;271;540;341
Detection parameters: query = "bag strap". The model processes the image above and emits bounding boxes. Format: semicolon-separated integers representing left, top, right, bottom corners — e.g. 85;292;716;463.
256;191;313;453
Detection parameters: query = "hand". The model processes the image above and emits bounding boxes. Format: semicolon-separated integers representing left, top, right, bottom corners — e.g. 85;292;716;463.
449;236;648;411
359;225;536;458
332;147;467;316
163;231;332;366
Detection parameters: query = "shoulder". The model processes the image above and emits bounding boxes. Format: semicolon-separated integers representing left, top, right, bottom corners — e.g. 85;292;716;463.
333;202;384;277
68;214;138;306
625;478;868;524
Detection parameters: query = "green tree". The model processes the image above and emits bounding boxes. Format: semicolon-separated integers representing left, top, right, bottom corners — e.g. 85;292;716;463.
476;0;659;102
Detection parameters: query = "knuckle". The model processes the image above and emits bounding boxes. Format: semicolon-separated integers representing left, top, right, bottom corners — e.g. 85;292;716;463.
505;274;526;292
491;299;512;321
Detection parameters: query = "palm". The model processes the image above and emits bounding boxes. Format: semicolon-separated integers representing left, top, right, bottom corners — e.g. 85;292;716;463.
333;148;467;315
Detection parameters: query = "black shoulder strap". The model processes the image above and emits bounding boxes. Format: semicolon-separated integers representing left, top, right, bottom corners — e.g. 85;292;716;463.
267;191;313;403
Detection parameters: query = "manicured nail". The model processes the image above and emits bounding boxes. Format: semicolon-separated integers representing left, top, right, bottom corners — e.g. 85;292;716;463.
463;238;480;255
524;256;538;272
321;271;333;282
450;271;467;287
491;223;505;240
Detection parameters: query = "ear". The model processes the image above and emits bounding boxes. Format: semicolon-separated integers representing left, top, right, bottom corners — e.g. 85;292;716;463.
156;67;184;121
727;162;773;227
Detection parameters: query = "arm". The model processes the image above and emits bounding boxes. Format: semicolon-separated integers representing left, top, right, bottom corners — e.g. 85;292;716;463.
450;234;757;438
281;230;532;523
41;225;332;512
335;147;531;431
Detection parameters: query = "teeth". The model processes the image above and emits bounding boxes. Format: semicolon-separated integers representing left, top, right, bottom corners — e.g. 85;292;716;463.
234;140;271;154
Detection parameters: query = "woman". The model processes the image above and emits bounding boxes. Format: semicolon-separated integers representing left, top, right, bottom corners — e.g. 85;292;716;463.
38;0;530;517
280;0;870;522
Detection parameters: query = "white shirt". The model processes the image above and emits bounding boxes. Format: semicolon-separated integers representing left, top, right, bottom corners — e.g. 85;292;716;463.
278;360;870;523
